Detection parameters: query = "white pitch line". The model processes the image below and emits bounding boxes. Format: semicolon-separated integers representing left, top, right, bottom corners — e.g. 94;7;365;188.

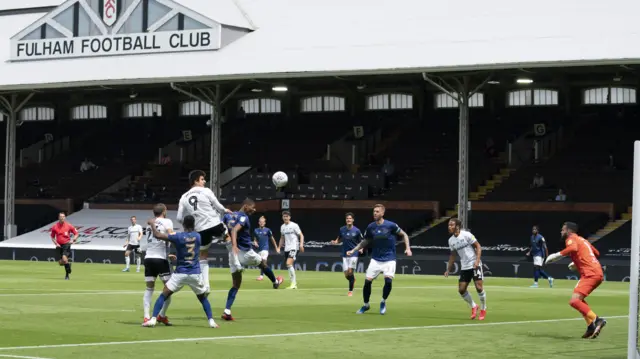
0;285;629;297
0;355;52;359
0;315;628;351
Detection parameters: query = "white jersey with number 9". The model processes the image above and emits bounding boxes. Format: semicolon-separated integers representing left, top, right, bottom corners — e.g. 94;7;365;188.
177;186;226;232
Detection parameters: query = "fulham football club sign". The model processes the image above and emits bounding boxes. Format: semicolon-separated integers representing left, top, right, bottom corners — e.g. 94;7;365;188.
7;0;249;61
103;0;117;27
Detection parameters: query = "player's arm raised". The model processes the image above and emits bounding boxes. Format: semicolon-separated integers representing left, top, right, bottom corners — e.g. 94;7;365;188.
205;188;232;214
331;235;341;245
444;250;456;277
398;229;412;256
176;200;185;224
546;238;578;264
147;219;170;242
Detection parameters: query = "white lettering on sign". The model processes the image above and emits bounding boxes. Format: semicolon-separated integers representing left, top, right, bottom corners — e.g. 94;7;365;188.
10;30;219;61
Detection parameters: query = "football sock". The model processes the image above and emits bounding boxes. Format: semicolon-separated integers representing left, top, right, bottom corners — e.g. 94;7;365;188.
533;268;540;282
64;263;71;275
260;268;264;276
347;275;355;292
539;269;550;279
125;256;130;269
159;296;171;317
363;279;372;304
478;290;487;310
199;295;213;320
226;287;238;310
263;267;277;283
152;293;167;318
143;287;153;318
200;260;210;291
382;277;392;300
461;291;476;308
569;298;592;320
288;265;296;283
136;255;141;269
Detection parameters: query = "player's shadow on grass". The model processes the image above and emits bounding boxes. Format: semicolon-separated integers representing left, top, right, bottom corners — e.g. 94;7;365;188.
525;332;578;340
116;319;208;328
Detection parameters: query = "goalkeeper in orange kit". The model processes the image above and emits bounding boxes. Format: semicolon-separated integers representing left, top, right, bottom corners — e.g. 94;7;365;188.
545;221;606;339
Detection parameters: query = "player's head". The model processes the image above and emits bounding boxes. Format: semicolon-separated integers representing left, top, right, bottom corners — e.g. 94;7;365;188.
532;225;539;235
189;170;206;188
130;216;137;225
58;212;66;223
561;221;579;240
241;198;256;215
258;216;266;227
282;211;291;224
183;215;195;232
345;212;354;226
373;204;385;221
153;203;167;218
448;218;462;234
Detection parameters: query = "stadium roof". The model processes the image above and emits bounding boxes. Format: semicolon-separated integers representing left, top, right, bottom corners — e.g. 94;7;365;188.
0;0;639;91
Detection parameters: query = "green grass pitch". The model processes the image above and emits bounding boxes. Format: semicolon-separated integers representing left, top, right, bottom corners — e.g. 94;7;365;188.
0;261;630;358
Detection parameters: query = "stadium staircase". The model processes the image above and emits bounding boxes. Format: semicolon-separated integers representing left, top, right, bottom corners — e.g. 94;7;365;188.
409;153;516;238
444;166;515;218
589;206;632;243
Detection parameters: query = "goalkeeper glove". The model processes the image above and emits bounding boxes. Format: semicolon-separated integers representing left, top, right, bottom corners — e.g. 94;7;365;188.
545;252;562;264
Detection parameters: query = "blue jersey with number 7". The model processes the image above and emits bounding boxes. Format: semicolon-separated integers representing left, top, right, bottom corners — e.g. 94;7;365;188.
167;231;201;274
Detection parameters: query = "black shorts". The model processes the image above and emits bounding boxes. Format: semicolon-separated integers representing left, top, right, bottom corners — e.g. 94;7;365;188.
198;223;227;249
126;244;140;253
57;243;71;259
459;267;483;283
285;250;297;260
144;258;172;280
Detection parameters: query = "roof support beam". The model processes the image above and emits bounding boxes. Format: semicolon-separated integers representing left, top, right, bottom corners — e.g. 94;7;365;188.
0;92;34;239
422;72;491;228
170;83;242;196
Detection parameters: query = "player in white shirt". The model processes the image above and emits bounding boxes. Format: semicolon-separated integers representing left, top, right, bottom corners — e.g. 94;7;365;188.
278;211;304;289
123;216;143;272
177;170;232;294
444;218;487;321
140;203;175;326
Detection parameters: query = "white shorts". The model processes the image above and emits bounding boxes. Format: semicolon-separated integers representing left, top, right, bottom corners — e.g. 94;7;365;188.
228;247;262;274
259;250;269;261
365;259;396;279
342;257;358;270
533;256;544;266
165;273;207;295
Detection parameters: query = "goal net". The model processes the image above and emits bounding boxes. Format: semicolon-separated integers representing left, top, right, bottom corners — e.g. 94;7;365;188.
628;140;640;359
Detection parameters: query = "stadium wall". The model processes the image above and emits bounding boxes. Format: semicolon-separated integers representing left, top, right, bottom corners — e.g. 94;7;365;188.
0;247;632;282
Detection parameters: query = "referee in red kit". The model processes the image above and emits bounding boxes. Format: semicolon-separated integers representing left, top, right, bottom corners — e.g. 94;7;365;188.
50;212;78;280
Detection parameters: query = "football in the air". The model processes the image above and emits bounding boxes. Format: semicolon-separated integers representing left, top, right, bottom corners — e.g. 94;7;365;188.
272;171;288;188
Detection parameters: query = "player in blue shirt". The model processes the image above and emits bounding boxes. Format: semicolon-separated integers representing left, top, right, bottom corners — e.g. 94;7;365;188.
525;225;553;288
347;204;411;315
253;216;279;281
142;215;219;328
222;198;283;321
331;212;363;296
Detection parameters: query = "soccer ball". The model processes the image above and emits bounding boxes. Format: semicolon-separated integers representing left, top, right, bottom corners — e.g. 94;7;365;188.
272;171;288;188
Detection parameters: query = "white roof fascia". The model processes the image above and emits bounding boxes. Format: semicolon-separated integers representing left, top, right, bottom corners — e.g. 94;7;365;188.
10;0;76;40
170;0;253;30
0;0;63;11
